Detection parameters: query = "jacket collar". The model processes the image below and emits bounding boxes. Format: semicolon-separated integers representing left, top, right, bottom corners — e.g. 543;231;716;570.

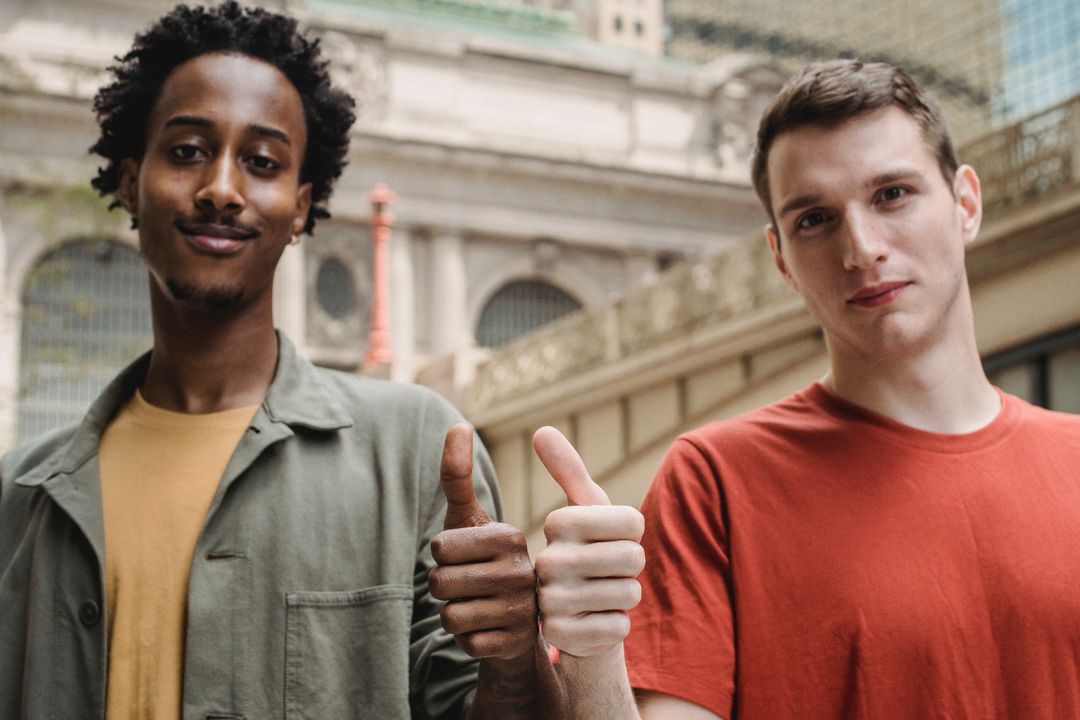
13;331;352;489
262;333;353;432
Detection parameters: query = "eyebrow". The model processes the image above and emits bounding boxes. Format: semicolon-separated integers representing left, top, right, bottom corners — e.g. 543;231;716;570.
163;115;292;145
776;168;924;219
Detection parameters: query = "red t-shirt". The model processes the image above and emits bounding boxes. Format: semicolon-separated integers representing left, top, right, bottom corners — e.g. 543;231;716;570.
625;383;1080;719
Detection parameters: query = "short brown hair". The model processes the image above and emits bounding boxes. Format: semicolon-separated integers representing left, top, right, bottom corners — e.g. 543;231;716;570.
751;59;958;228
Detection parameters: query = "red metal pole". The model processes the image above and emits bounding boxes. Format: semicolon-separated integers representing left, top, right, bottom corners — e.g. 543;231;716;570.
363;183;397;372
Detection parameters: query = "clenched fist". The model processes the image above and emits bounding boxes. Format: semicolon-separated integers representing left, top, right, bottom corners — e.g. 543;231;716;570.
428;423;538;662
533;426;645;658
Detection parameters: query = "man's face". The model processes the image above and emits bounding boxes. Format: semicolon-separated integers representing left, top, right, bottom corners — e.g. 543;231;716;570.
764;106;982;362
118;52;312;312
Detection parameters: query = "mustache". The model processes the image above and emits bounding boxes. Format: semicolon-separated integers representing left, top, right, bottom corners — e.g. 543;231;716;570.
173;214;260;239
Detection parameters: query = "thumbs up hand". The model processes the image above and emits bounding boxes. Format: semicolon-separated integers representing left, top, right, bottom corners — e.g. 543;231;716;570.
428;424;538;664
533;426;645;658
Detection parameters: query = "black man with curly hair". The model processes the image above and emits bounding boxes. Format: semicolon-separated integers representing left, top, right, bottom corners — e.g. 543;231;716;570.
0;4;564;719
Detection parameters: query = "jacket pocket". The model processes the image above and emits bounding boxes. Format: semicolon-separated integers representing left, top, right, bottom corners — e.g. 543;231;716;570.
284;584;412;720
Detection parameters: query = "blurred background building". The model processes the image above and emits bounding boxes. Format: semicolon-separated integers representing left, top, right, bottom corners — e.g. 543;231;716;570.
668;0;1080;137
0;0;776;444
1;0;1078;553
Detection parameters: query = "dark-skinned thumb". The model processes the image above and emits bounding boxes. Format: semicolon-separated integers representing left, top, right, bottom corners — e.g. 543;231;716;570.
440;423;491;530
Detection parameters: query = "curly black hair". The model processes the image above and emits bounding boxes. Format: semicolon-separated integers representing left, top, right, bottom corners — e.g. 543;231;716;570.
90;1;355;234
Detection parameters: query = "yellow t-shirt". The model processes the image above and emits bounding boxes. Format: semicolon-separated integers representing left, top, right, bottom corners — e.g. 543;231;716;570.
99;390;258;720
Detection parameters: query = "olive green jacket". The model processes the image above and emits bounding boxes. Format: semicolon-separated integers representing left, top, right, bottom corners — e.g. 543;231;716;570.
0;333;499;720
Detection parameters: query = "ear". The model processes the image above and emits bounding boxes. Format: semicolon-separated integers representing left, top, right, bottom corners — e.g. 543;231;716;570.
953;164;982;247
766;223;798;292
117;158;141;216
291;182;313;237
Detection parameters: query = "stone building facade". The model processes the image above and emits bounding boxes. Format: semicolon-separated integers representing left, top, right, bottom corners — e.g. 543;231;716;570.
0;0;782;448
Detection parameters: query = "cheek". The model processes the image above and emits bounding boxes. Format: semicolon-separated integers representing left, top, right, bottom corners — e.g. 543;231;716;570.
253;185;303;222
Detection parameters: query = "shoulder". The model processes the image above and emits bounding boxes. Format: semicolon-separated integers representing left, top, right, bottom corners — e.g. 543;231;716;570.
311;366;463;426
1014;397;1080;428
679;387;824;456
1008;393;1080;441
648;386;834;506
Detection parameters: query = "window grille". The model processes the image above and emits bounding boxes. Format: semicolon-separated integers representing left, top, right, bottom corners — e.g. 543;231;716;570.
476;279;582;348
17;240;152;441
315;256;356;320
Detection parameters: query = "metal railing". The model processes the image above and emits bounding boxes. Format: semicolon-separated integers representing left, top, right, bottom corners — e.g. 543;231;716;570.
964;94;1080;216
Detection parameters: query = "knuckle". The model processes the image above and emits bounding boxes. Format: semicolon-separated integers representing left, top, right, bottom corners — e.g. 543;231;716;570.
496;524;528;552
461;631;498;658
536;582;556;609
629;509;645;540
429;532;448;561
427;568;450;599
510;591;538;620
534;547;564;582
440;604;462;635
540;615;572;645
543;509;573;542
537;584;558;615
513;558;538;588
538;584;574;615
614;542;644;573
626;579;642;609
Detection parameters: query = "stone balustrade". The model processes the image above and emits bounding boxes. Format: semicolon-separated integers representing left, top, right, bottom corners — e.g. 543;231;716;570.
466;236;793;415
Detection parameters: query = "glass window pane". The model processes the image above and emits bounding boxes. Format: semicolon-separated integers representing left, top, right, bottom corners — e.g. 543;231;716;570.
18;241;152;441
476;280;582;348
1048;345;1080;414
990;361;1039;404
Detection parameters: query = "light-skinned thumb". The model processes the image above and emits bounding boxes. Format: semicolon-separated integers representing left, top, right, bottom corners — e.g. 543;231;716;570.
532;426;610;506
440;423;490;530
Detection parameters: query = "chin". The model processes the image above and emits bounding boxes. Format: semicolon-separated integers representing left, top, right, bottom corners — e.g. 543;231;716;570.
165;279;246;311
870;319;938;356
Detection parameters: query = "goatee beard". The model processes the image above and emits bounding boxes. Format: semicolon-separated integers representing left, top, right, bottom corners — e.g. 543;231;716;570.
165;279;244;311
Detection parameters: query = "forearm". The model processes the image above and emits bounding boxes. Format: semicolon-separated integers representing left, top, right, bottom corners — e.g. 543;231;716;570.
557;645;640;720
467;638;568;720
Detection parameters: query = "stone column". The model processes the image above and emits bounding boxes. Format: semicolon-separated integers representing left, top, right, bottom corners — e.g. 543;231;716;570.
429;228;469;355
390;228;416;383
0;215;20;451
273;242;307;351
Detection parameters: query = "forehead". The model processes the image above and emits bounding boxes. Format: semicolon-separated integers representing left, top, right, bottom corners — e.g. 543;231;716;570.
147;52;306;142
766;107;939;205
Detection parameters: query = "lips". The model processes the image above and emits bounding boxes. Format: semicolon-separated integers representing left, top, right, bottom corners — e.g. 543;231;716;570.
176;221;258;256
847;281;911;307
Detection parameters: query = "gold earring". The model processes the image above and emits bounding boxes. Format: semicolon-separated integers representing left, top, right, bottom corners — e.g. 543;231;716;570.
289;234;300;246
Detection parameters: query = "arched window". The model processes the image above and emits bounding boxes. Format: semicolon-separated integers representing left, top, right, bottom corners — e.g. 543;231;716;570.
476;279;582;348
18;240;152;441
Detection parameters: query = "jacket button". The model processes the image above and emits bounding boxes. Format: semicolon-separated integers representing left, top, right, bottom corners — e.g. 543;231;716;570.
79;600;101;627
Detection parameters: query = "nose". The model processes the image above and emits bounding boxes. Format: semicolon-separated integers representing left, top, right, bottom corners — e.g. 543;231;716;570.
841;210;888;270
194;156;244;213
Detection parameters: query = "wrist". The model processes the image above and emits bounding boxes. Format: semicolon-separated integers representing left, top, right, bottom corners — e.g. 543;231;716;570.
557;642;626;671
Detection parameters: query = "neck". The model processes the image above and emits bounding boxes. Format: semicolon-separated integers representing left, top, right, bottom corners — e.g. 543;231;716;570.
141;284;279;413
825;322;999;435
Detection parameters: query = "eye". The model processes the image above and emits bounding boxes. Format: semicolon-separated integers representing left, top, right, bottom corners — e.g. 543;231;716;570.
879;186;908;203
169;144;204;162
246;154;281;173
795;210;830;231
